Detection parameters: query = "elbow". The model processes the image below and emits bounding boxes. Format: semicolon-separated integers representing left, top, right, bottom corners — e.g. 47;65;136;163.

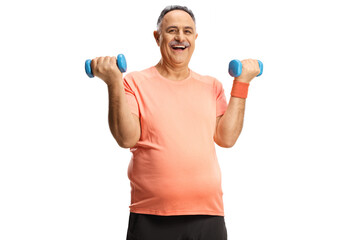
118;138;137;149
119;135;140;149
217;142;234;148
117;141;134;149
121;141;138;149
215;137;235;148
222;141;235;148
114;137;128;149
112;126;141;149
220;132;241;148
118;141;130;149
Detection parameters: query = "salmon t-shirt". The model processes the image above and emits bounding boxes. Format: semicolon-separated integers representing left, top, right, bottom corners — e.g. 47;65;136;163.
123;66;228;216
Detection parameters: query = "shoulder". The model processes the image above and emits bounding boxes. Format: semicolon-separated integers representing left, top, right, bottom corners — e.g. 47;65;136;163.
124;67;152;80
191;69;223;89
191;69;219;85
123;67;154;85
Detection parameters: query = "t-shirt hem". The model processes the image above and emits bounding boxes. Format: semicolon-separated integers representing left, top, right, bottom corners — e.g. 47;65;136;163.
129;207;225;217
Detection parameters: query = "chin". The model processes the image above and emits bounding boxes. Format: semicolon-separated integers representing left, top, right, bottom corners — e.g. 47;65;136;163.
173;60;189;66
171;56;190;65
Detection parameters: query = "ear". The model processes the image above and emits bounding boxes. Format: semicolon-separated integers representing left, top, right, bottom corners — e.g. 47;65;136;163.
153;31;160;46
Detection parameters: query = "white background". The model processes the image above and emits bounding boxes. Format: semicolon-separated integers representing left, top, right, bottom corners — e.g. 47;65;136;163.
1;0;359;239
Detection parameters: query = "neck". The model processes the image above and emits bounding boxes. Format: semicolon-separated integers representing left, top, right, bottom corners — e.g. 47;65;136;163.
155;59;190;81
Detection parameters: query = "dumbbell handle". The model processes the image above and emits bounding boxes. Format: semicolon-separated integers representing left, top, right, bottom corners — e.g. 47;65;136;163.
228;59;263;78
85;54;127;78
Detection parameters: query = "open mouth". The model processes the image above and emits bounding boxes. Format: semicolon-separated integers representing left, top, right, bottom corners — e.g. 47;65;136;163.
171;45;187;51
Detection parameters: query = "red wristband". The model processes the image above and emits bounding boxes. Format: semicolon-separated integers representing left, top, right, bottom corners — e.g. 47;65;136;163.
231;80;250;98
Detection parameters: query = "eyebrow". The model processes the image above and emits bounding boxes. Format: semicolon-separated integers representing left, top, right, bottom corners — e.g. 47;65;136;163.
166;26;194;31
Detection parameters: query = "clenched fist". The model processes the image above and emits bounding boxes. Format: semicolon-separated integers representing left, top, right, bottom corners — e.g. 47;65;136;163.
235;59;261;83
90;56;123;86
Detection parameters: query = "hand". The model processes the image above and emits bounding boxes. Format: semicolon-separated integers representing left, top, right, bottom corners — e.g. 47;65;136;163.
90;56;123;86
234;59;261;83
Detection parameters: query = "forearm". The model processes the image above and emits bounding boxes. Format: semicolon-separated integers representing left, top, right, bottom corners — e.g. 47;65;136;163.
216;96;246;147
215;60;260;148
107;79;138;147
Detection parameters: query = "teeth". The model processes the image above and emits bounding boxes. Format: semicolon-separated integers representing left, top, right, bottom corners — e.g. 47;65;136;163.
173;45;186;49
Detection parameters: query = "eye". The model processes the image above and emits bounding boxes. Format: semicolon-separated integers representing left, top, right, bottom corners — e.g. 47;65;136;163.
185;30;192;34
168;29;176;33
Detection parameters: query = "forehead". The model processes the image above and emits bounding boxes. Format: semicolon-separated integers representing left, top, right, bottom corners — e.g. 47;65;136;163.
162;10;195;28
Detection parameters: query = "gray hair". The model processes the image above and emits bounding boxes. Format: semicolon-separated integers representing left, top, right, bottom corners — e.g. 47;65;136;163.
156;5;196;32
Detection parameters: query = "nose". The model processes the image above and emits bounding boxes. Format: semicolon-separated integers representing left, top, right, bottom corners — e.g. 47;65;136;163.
174;30;186;42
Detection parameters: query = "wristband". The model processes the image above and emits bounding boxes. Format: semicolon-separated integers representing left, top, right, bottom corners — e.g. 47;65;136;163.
231;80;250;98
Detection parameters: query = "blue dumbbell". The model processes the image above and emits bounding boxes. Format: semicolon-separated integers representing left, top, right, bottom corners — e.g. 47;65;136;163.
228;59;263;78
85;54;127;78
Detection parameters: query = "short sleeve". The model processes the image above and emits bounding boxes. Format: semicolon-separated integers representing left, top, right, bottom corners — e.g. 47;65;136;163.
123;75;140;117
215;79;228;117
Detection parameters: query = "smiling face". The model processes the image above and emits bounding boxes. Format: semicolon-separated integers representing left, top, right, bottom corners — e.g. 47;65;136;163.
154;10;198;68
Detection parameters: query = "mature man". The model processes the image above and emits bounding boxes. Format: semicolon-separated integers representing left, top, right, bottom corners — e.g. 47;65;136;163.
91;5;260;240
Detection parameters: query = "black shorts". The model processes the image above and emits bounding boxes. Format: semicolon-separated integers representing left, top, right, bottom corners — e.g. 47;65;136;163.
126;212;227;240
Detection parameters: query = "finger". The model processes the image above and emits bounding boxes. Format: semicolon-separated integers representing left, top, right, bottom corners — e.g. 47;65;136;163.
97;57;106;74
90;57;97;73
102;56;107;66
91;57;100;75
110;56;116;66
97;57;104;67
251;59;260;73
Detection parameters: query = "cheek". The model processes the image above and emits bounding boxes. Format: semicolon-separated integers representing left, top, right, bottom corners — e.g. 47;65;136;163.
189;40;196;49
161;41;170;50
159;40;168;49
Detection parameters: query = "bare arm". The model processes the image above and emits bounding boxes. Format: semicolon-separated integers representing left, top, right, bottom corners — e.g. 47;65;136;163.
214;59;260;148
91;56;141;148
214;97;246;148
107;81;141;148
